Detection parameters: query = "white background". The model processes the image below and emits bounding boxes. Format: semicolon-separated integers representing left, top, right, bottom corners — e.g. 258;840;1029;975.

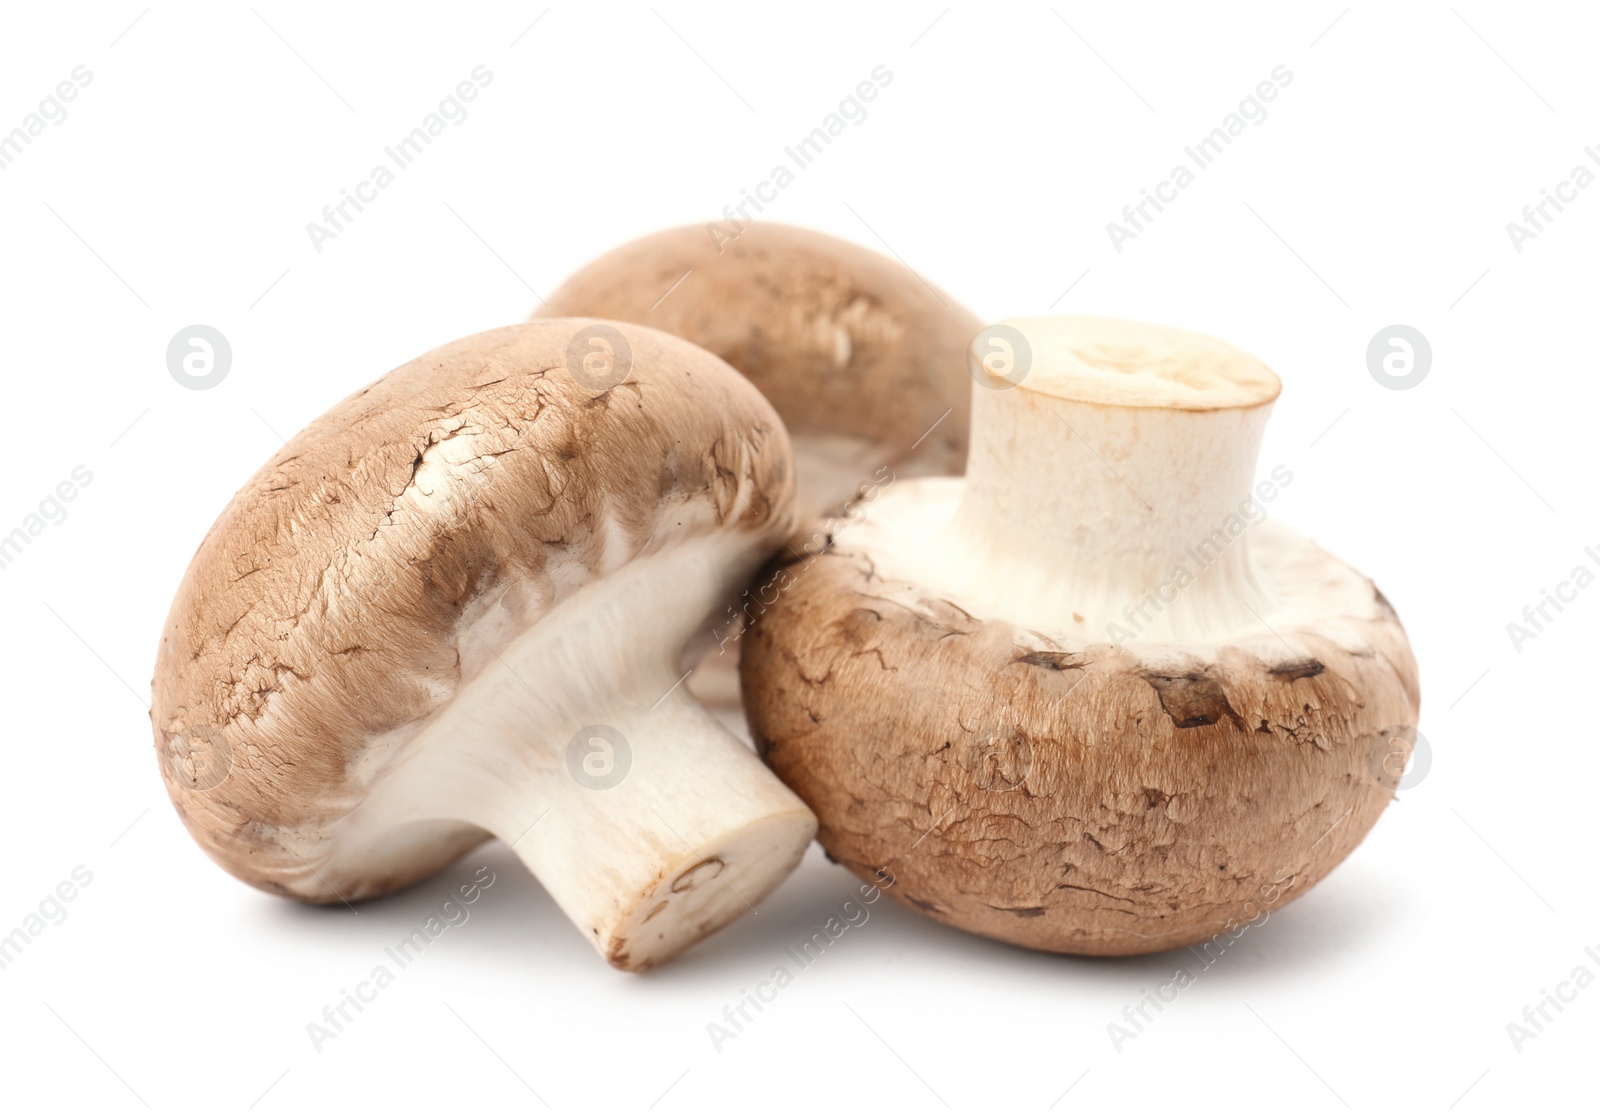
0;2;1593;1113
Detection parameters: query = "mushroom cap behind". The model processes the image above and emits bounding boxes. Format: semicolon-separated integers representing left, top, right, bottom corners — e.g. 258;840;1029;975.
535;222;981;514
153;319;794;904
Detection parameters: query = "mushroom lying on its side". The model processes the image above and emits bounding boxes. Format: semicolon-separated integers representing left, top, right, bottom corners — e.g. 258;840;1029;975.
741;316;1421;956
152;320;817;971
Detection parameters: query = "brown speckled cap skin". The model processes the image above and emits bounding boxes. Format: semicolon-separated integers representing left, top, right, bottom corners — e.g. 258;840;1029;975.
535;222;980;483
740;535;1420;957
152;319;793;903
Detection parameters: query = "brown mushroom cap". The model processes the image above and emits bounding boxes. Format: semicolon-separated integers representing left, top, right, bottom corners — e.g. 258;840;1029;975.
740;521;1419;955
534;222;981;516
152;319;815;968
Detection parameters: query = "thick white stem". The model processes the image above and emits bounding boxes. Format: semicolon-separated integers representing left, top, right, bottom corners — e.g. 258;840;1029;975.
474;688;814;970
953;384;1277;643
855;317;1289;647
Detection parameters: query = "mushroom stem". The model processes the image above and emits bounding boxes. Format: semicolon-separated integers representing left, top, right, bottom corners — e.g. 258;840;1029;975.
476;689;815;971
950;318;1281;644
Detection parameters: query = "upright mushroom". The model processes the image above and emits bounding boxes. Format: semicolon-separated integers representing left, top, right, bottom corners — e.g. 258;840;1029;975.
152;319;817;970
741;316;1421;956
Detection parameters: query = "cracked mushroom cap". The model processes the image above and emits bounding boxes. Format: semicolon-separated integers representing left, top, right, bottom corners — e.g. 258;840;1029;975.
740;316;1421;956
534;222;981;518
152;319;817;970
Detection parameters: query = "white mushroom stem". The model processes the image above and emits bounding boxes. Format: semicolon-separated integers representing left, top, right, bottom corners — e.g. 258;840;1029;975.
311;534;816;970
952;380;1276;643
857;317;1294;646
471;689;809;971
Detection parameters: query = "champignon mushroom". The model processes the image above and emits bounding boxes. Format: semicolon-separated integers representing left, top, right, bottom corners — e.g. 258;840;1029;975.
152;319;817;971
534;222;980;519
535;222;982;707
740;316;1421;956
